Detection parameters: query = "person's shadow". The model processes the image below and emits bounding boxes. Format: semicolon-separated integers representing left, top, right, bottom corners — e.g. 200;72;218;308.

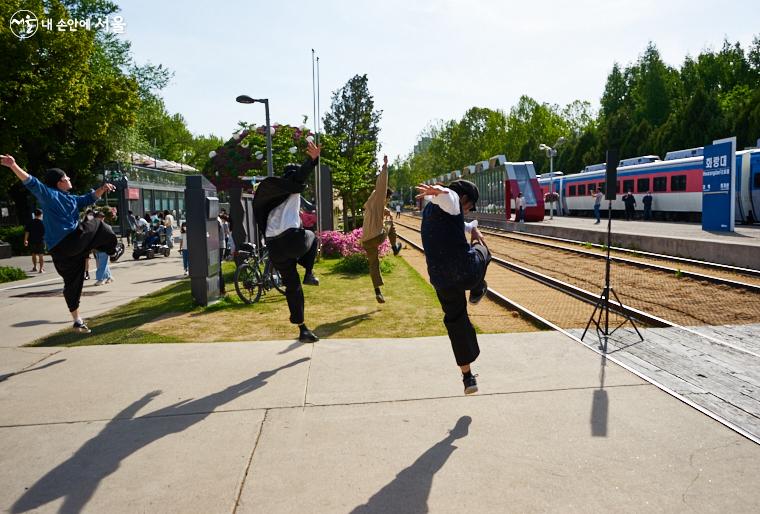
0;359;65;383
11;357;309;514
350;416;472;514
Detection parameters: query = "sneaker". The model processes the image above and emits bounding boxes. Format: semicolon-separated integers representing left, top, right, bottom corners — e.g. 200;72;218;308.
298;328;319;343
94;280;104;286
468;280;487;305
303;273;320;286
183;270;189;276
392;243;402;256
105;277;114;284
39;268;45;274
30;267;37;272
84;272;90;280
72;320;91;334
463;374;478;395
376;291;386;303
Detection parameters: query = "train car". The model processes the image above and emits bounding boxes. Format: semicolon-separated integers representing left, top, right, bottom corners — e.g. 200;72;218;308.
537;146;760;224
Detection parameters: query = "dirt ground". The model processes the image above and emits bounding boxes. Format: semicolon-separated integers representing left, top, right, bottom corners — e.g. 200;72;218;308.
396;217;760;327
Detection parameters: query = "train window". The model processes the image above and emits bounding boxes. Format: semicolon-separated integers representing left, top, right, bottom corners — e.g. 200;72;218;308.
637;178;650;193
754;173;760;188
623;179;634;192
578;184;586;196
653;177;667;192
569;185;577;196
671;175;687;191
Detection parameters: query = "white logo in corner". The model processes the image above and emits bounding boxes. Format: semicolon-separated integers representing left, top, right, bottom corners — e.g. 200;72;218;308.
10;10;39;40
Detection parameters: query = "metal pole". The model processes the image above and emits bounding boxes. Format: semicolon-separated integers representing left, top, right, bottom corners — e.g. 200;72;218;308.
264;100;273;177
549;150;554;219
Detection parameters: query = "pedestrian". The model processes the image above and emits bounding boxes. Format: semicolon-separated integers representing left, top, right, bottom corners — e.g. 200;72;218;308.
24;208;46;273
83;209;95;280
643;191;653;221
515;192;525;223
93;211;113;286
163;209;174;248
592;188;603;224
395;203;401;219
179;222;189;275
416;179;490;395
360;155;402;304
624;191;637;221
126;210;137;246
1;154;117;333
252;141;321;343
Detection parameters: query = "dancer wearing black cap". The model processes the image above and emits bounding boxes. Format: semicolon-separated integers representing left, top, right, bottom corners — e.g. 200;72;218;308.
252;141;321;343
416;180;490;394
1;154;118;333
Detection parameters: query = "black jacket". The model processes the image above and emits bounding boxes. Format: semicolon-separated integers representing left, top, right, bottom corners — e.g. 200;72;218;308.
252;157;318;236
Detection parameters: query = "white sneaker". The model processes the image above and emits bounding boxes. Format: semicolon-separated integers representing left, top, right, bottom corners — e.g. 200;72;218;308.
94;280;104;286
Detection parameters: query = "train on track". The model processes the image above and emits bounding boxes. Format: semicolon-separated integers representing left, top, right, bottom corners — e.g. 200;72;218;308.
421;142;760;224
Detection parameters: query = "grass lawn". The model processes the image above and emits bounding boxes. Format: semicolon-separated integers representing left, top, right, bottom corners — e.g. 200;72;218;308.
29;255;449;347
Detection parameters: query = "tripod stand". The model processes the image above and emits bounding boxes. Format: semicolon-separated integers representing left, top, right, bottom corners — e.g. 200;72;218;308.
582;200;643;353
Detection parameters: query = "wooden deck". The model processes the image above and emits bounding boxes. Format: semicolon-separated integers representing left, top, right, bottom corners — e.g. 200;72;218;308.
568;323;760;443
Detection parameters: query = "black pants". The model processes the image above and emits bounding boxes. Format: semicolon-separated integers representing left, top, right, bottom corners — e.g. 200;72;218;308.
435;243;491;366
266;228;318;325
50;220;118;313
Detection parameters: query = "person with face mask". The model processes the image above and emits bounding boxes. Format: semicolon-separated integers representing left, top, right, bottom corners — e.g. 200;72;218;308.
417;180;491;395
252;141;321;343
1;155;117;333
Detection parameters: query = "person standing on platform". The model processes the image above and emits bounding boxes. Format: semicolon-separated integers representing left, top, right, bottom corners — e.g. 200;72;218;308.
1;154;117;333
24;209;46;273
252;141;321;343
361;155;402;304
592;188;603;224
395;204;401;219
416;180;490;395
623;191;636;221
515;192;525;224
643;191;653;221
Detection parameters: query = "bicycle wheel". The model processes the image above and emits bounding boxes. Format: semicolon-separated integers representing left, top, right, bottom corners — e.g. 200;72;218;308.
234;263;262;304
262;258;286;295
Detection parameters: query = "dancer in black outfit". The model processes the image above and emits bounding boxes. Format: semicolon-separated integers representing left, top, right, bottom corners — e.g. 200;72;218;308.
252;142;321;343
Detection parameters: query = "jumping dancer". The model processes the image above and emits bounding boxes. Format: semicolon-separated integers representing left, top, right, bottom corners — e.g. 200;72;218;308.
1;154;118;333
416;180;490;394
360;155;402;303
252;141;321;343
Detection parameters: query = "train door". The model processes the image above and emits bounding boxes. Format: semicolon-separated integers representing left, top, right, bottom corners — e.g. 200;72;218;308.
735;153;748;223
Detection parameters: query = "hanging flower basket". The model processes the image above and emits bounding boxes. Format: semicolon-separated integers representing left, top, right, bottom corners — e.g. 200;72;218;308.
544;192;560;203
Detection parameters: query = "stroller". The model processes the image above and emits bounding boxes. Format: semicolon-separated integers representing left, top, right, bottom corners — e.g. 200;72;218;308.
132;224;171;260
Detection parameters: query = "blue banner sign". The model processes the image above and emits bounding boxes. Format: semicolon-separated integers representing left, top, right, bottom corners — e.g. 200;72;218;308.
702;137;736;232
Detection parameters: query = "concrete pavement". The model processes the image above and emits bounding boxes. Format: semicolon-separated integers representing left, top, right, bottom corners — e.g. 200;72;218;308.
1;332;759;513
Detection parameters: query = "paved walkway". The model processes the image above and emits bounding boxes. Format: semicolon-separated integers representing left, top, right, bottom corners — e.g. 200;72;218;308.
2;251;760;512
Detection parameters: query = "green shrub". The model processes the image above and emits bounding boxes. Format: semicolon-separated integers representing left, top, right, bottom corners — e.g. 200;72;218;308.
333;253;394;275
0;266;26;283
0;226;27;255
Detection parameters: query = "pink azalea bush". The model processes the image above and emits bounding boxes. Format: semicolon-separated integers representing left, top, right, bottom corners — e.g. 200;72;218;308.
318;228;391;258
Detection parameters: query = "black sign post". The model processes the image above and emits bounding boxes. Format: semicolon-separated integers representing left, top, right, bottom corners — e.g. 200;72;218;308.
185;175;220;306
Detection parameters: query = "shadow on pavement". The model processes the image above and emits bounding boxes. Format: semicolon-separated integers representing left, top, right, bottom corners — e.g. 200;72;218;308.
591;355;609;437
349;416;471;514
314;311;379;338
11;357;309;514
0;359;66;383
12;320;70;328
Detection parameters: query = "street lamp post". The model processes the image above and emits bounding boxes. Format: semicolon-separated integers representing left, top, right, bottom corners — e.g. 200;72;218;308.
236;95;274;177
539;137;566;220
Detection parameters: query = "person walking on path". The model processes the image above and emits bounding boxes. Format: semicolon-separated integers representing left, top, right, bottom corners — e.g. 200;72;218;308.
179;222;189;275
395;204;401;219
416;179;490;395
163;209;174;249
1;154;117;333
623;191;637;221
360;155;402;304
24;208;46;273
126;210;137;246
592;188;603;224
643;191;653;220
252;141;321;343
93;211;113;286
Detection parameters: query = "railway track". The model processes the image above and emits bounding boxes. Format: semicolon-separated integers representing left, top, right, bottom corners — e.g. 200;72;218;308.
393;222;760;444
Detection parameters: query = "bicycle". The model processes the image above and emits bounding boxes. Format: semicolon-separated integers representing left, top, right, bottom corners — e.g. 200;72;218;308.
233;242;286;304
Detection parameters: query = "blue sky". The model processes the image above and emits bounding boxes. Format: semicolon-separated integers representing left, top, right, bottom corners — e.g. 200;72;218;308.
117;0;758;160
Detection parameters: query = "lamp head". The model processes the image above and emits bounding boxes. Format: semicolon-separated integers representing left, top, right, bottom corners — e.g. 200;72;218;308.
539;143;549;151
555;136;567;147
236;95;256;104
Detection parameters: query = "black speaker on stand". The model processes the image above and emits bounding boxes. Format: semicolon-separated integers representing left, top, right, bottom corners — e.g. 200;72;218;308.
582;150;643;352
